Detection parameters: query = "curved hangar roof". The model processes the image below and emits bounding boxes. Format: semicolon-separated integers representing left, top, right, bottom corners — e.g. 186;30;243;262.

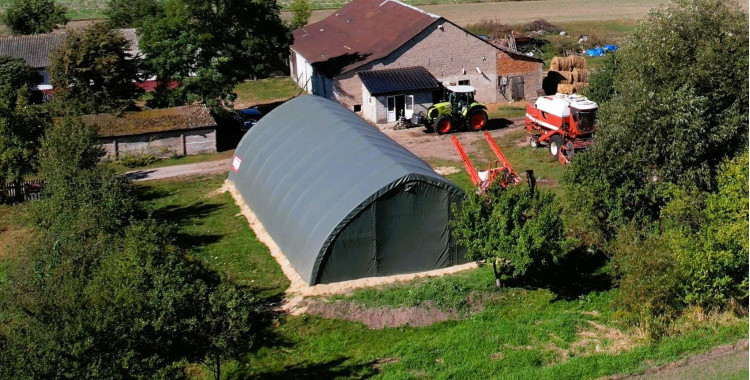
229;95;466;285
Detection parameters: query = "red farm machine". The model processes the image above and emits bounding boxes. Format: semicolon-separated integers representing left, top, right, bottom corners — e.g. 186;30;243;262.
525;93;598;164
451;131;521;193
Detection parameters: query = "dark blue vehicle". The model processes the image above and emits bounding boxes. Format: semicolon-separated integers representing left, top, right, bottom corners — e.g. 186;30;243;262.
236;107;263;132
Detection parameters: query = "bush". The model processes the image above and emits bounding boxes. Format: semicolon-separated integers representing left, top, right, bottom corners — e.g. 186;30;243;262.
452;184;567;288
1;0;68;35
464;19;511;39
563;0;748;240
119;153;161;168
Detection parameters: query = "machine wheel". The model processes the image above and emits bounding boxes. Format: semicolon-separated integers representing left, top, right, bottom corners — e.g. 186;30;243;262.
549;135;564;157
435;116;452;135
467;109;488;131
562;141;575;161
530;135;540;148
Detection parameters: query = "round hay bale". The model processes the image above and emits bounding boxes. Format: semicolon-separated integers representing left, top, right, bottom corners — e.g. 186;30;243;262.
568;55;587;70
559;70;574;84
557;84;575;94
572;68;589;83
550;56;561;71
574;82;588;92
557;56;572;71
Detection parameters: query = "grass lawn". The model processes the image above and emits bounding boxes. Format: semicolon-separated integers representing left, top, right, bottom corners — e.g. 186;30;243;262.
135;174;289;299
233;78;302;107
0;203;31;282
131;174;746;379
108;149;236;173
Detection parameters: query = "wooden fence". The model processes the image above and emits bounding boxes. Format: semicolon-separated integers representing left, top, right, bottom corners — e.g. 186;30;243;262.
2;180;45;203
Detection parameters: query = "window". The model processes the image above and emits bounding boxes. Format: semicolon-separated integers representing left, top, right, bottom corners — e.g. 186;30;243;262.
458;80;470;86
353;104;361;112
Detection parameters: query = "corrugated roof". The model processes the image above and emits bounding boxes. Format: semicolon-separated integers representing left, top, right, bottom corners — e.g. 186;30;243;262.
0;28;139;68
83;104;217;138
291;0;439;76
358;66;440;96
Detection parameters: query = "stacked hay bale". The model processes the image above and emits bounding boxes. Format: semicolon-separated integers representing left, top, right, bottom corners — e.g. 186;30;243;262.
545;55;590;94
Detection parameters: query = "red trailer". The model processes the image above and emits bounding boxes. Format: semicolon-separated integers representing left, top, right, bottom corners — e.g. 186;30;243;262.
525;93;598;164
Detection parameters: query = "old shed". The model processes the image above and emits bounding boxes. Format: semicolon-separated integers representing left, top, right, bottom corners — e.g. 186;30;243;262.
228;95;467;285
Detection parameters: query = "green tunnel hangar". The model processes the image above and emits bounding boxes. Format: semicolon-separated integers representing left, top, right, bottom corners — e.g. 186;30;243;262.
229;95;468;285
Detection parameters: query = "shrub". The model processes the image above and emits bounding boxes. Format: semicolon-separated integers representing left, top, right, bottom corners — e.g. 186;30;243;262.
1;0;68;35
119;153;160;168
452;184;567;289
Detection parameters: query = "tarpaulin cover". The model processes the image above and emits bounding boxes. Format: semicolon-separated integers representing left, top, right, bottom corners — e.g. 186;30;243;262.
229;95;466;285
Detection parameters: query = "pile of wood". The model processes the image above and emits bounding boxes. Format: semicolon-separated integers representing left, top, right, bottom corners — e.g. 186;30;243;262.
547;55;590;94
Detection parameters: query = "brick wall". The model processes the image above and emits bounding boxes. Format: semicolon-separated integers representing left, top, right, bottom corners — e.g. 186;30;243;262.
333;19;500;111
496;50;543;101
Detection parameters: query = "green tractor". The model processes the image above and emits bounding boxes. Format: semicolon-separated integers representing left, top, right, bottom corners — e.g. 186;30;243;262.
424;85;488;134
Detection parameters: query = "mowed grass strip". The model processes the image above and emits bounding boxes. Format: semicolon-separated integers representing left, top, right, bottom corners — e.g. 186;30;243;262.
233;77;302;107
135;174;289;299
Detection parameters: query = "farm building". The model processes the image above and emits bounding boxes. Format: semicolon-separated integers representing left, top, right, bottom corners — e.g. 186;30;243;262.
228;95;467;285
83;104;218;160
289;0;543;124
0;29;163;97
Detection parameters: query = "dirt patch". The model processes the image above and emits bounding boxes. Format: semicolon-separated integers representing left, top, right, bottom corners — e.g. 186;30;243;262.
433;166;461;175
0;226;31;260
381;121;523;163
570;320;646;357
304;300;460;329
601;339;749;380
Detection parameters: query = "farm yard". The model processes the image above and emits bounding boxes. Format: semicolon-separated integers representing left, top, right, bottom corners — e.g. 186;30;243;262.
0;0;747;378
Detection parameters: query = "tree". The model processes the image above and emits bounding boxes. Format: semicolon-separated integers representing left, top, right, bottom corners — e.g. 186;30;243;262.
0;117;266;378
49;22;142;115
289;0;311;30
139;0;292;107
0;56;42;90
2;0;68;35
452;184;567;289
564;0;748;239
0;57;48;188
105;0;162;29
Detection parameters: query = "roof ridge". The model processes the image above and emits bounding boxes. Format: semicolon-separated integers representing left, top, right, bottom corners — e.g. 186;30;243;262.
378;0;439;18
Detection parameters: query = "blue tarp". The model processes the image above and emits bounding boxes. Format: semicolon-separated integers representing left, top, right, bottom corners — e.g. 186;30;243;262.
586;47;605;57
604;44;619;51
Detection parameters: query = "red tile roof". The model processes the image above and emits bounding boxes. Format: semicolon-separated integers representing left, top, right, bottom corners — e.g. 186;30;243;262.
291;0;440;76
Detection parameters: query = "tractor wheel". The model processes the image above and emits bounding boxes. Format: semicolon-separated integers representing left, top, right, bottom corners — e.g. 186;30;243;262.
549;135;564;157
467;109;488;131
435;116;452;135
530;135;540;148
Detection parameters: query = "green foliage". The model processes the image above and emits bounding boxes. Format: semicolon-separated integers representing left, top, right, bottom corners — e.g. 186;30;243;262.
119;153;160;168
583;52;618;104
0;56;42;91
564;0;749;239
289;0;311;30
0;87;50;185
104;0;162;28
1;0;68;35
139;0;292;108
452;184;567;279
0;119;264;377
610;152;749;332
49;23;143;115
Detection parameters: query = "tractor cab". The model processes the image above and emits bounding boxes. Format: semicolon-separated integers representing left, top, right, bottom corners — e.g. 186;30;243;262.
424;85;488;135
446;85;476;115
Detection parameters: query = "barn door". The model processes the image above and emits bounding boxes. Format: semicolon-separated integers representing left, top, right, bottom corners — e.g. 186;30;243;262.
510;76;525;101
